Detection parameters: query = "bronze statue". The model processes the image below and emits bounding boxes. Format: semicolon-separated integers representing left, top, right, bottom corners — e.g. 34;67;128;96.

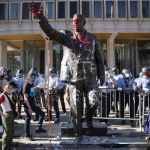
29;2;105;136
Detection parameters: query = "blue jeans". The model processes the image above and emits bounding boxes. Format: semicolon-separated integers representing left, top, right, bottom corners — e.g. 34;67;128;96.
24;105;45;136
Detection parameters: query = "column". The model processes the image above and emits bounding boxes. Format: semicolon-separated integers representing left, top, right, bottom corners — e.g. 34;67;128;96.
135;40;139;75
20;48;24;70
107;32;118;69
45;39;53;80
0;40;7;67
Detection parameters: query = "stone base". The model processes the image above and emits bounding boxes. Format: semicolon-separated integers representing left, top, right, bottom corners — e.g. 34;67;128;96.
60;122;107;137
60;122;74;137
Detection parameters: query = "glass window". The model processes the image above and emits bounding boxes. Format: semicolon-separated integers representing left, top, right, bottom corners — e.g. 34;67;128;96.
106;1;114;18
22;3;31;20
10;3;19;20
58;2;65;19
7;52;21;74
118;1;126;18
142;1;150;18
94;1;102;18
82;1;90;18
0;3;8;20
46;2;55;19
130;1;138;18
70;1;78;18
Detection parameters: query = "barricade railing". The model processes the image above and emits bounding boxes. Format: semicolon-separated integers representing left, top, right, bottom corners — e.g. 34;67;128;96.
93;88;146;131
139;93;150;127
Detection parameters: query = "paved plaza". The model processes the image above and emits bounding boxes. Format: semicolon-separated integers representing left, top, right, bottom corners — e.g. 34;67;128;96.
0;106;150;150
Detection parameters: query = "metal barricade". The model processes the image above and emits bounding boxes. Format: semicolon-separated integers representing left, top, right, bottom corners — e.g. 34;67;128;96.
139;93;150;127
94;88;143;130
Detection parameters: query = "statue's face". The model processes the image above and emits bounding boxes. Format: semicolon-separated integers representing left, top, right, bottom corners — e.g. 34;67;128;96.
73;15;85;32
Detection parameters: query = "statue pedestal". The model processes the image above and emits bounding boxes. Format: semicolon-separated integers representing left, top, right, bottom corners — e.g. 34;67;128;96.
60;122;107;137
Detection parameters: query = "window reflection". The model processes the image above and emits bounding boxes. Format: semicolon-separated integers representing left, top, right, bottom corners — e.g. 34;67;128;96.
106;1;114;18
118;1;126;18
130;1;138;18
10;3;19;20
7;52;21;74
142;1;150;18
22;3;30;20
0;1;149;22
46;2;54;19
0;3;7;20
82;1;90;18
70;1;78;18
94;1;102;18
58;2;65;18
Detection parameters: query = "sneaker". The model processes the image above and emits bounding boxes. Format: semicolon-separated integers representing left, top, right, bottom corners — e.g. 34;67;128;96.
36;128;47;133
63;112;67;115
33;118;39;122
17;114;23;119
54;118;59;123
63;110;67;114
130;121;136;127
25;135;35;141
45;118;49;122
45;116;52;122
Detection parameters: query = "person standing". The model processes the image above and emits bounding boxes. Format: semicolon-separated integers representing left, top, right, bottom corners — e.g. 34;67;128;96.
29;2;105;135
13;69;24;119
23;72;46;141
0;81;16;150
46;67;60;123
57;75;67;114
120;69;135;126
137;67;150;109
0;67;8;133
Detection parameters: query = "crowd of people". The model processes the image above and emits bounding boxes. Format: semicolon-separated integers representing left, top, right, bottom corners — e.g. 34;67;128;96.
99;66;150;127
0;65;149;149
0;1;149;149
0;66;67;149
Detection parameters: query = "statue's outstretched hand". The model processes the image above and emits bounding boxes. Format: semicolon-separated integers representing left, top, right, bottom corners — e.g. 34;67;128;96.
28;1;43;19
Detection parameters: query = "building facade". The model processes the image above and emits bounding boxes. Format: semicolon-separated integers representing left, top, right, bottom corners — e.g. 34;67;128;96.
0;0;150;77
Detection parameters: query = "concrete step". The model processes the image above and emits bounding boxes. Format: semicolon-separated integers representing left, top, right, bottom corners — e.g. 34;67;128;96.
60;122;107;137
1;136;149;150
1;115;149;150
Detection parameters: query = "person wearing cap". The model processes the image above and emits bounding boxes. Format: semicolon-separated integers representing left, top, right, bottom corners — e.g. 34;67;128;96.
57;73;67;115
5;69;13;82
28;2;105;136
13;69;25;119
35;74;46;107
45;67;60;123
28;67;42;121
0;81;16;150
137;66;150;109
23;72;46;141
133;72;144;120
111;67;122;117
120;69;136;126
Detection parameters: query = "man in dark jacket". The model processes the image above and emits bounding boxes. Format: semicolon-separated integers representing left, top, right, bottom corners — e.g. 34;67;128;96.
29;2;105;136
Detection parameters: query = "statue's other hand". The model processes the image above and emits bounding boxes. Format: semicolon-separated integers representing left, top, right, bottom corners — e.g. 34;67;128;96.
28;1;43;19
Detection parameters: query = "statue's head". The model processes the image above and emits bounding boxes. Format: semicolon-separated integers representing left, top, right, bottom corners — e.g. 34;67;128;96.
73;14;86;32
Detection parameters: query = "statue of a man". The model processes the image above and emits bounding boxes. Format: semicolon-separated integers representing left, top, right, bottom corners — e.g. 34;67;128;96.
29;2;105;136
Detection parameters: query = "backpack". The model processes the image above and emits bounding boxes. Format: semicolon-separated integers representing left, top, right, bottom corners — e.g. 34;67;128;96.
144;113;150;134
4;92;18;118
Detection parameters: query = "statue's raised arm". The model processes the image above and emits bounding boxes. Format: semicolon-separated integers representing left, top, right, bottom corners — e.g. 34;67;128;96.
28;2;43;20
28;2;69;45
